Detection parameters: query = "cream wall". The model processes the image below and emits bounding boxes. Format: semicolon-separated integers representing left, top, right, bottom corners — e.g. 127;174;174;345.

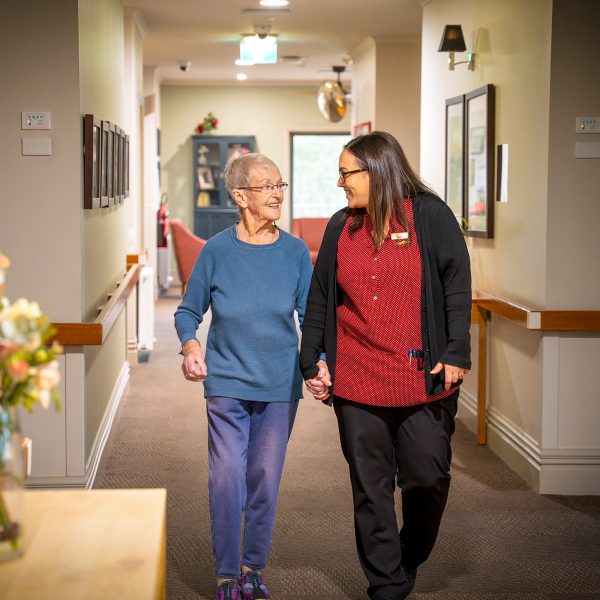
79;0;129;463
546;0;600;309
0;0;82;322
350;37;421;174
375;41;421;172
160;85;349;233
350;38;377;132
1;0;137;482
422;0;600;493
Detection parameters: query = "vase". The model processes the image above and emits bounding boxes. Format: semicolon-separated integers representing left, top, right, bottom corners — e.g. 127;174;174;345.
0;406;25;560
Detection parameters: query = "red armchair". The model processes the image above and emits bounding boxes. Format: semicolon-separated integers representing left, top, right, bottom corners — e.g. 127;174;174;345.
169;219;207;294
292;217;329;265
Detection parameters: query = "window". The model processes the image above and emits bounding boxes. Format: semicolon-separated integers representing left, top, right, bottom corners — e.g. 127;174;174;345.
291;132;351;218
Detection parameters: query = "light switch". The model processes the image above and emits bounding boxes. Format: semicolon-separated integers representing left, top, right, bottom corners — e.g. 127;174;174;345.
22;136;52;156
21;111;51;130
575;117;600;134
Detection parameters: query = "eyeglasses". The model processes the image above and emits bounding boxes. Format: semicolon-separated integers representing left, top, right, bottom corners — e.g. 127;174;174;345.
237;182;289;193
338;168;368;183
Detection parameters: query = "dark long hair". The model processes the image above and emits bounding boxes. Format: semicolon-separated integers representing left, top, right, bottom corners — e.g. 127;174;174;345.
344;131;433;249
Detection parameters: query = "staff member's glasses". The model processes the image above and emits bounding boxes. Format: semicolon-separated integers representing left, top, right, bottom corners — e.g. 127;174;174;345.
338;168;368;183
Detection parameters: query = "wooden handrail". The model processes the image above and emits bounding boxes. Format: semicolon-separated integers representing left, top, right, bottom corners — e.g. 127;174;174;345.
471;291;600;331
51;263;141;346
471;290;600;444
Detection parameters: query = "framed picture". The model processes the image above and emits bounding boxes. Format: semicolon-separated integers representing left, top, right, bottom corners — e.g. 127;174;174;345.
106;122;115;206
444;95;465;223
83;114;101;209
353;121;371;137
197;166;215;189
113;126;122;204
124;135;130;198
464;84;495;238
100;120;110;207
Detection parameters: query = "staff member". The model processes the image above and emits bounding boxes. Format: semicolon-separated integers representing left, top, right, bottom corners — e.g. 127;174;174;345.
300;131;471;600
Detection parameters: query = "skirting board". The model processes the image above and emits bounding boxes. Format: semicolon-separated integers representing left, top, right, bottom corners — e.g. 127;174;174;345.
458;389;600;495
26;361;130;489
85;361;130;489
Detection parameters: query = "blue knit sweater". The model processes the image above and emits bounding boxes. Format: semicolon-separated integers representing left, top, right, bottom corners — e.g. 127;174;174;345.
174;225;312;402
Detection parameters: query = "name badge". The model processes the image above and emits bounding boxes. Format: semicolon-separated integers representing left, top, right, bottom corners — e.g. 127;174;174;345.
390;232;408;241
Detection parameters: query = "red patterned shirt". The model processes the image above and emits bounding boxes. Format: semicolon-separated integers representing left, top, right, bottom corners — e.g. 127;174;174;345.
334;200;454;407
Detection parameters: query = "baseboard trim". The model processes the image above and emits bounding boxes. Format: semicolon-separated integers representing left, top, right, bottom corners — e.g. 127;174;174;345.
84;361;130;489
458;389;600;495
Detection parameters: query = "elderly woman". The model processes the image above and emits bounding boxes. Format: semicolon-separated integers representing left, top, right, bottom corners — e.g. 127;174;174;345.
300;132;471;600
175;153;312;600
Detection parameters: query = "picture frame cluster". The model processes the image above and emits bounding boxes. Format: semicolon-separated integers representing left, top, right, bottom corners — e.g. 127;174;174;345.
83;114;129;209
444;84;495;238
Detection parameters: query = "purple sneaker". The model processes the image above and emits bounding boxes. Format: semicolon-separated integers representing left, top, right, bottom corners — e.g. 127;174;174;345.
216;579;242;600
239;569;270;600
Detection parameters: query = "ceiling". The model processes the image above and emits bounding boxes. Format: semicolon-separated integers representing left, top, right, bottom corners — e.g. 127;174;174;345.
123;0;423;86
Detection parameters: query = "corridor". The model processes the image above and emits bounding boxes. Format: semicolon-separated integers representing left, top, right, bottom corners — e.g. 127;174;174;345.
94;291;600;599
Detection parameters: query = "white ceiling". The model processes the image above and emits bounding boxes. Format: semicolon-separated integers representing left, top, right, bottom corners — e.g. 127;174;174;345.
123;0;423;86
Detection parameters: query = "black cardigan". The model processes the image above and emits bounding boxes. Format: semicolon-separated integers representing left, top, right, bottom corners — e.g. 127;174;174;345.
299;193;472;397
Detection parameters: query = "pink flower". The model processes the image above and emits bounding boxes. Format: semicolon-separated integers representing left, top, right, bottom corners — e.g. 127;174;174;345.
6;357;29;382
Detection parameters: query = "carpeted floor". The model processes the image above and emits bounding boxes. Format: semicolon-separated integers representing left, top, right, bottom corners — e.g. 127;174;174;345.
94;291;600;599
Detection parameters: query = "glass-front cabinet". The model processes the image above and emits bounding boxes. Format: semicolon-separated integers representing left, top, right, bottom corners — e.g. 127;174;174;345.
192;135;256;239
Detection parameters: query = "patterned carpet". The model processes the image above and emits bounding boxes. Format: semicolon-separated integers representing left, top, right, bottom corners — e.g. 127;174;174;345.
94;291;600;599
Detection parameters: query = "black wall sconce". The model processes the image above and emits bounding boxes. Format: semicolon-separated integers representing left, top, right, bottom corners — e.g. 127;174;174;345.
438;25;475;71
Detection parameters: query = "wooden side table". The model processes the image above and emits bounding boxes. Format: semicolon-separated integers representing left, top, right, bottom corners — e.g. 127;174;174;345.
0;488;166;599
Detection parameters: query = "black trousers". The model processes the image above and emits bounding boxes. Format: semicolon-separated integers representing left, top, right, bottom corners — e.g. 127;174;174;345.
333;391;458;600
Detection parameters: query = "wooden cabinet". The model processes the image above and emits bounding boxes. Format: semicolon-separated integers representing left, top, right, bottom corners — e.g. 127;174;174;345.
192;135;256;239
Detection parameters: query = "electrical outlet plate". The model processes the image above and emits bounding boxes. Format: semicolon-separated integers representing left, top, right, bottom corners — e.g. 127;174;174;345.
575;117;599;134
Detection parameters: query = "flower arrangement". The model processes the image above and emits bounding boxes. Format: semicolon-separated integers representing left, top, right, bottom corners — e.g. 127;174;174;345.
0;254;61;412
196;112;218;134
0;252;61;558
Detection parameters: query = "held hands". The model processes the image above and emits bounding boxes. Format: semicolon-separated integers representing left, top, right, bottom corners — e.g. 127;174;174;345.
181;340;208;382
305;359;332;401
430;361;469;391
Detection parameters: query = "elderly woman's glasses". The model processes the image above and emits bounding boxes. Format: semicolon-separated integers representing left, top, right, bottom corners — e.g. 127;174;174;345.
237;182;289;193
338;168;368;183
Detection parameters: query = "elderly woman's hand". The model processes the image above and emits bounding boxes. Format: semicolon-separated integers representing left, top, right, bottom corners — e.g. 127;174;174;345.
181;340;208;382
305;359;332;401
431;362;469;391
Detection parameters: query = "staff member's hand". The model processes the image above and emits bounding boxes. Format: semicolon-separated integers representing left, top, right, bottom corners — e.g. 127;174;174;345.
181;340;208;382
305;359;331;400
430;362;469;391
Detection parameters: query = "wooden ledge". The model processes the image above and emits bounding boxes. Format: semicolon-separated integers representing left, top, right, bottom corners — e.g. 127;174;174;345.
472;291;600;331
51;262;141;346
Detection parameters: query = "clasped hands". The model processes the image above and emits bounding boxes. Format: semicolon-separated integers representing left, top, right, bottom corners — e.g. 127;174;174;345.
304;359;470;400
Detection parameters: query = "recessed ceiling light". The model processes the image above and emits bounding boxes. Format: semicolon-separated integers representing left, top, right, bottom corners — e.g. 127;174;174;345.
237;73;248;81
260;0;289;6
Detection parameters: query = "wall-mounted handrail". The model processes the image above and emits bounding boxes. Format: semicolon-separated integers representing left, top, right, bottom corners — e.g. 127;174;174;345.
51;262;141;346
471;291;600;444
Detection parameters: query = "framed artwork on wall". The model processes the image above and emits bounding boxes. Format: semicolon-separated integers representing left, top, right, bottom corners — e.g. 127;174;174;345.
124;135;130;198
106;122;115;206
83;114;101;209
353;121;371;137
444;95;465;224
464;84;495;238
100;120;110;208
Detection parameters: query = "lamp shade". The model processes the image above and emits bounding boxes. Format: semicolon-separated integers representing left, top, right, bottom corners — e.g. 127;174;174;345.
438;25;467;52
